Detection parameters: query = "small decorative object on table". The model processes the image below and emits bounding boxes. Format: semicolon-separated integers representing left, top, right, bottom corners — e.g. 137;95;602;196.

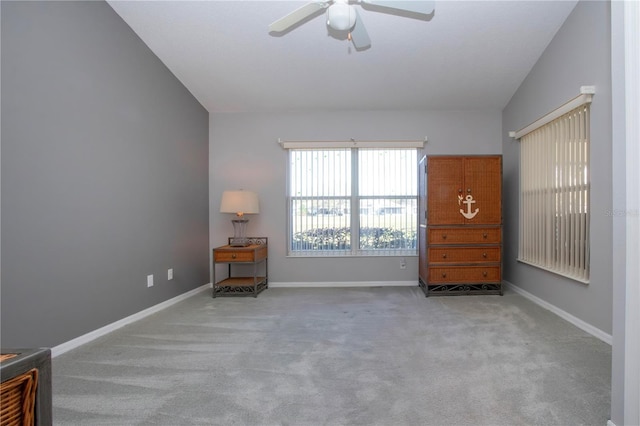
212;237;268;298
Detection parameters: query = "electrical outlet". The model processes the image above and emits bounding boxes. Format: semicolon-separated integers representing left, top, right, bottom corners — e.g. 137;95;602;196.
147;274;154;287
400;258;406;269
168;268;173;280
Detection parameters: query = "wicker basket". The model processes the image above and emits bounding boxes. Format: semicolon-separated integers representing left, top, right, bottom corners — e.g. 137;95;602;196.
0;353;38;426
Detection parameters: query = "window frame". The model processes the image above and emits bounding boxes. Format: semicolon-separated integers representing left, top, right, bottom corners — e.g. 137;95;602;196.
284;143;420;257
515;92;592;283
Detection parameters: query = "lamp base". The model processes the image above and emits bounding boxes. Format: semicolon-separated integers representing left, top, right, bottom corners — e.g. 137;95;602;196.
230;219;250;247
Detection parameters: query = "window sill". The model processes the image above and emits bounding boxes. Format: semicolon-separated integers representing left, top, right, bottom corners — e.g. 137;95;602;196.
517;258;589;284
287;250;417;258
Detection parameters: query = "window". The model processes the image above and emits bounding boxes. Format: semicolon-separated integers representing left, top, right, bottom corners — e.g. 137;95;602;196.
517;97;591;282
287;147;418;256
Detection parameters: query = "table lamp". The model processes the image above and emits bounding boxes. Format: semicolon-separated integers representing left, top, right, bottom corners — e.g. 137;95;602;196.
220;190;260;246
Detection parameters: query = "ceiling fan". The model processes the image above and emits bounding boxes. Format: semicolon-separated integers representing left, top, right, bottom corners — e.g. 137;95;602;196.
269;0;435;50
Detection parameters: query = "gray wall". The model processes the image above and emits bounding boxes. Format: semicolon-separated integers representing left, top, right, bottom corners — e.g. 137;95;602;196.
209;110;502;284
502;1;612;335
1;1;209;349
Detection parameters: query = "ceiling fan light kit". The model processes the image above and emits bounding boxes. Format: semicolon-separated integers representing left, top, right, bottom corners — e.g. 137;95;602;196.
326;2;356;31
269;0;435;50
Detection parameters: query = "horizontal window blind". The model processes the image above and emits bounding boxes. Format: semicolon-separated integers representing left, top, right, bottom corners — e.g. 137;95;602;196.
518;104;590;282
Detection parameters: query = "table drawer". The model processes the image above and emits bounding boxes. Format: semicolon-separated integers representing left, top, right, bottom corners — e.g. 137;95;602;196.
428;247;501;264
428;266;501;283
214;250;256;262
428;227;501;244
214;244;267;263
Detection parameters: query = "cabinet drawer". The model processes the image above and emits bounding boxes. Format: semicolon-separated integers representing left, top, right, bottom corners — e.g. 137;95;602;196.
428;227;501;244
428;247;501;264
428;266;501;283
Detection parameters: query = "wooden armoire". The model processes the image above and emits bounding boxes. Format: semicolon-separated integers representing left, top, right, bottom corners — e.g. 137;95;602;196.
418;155;503;296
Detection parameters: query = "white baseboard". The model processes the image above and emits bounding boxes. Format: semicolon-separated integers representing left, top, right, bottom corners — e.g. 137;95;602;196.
268;280;419;288
504;280;612;345
607;420;616;426
51;283;211;358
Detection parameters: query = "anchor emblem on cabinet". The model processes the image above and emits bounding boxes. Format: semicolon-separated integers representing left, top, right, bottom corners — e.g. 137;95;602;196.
458;194;479;219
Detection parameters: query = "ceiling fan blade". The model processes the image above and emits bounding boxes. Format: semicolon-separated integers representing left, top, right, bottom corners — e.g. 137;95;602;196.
269;2;328;33
350;9;371;50
361;0;434;16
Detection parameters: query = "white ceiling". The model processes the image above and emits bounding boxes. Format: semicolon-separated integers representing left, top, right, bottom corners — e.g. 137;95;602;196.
106;0;578;113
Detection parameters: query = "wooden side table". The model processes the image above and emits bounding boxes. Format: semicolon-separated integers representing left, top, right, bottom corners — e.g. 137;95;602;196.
212;237;268;298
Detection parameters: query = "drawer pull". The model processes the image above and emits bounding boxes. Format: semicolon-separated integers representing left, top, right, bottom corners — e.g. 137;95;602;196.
441;272;447;278
442;253;447;259
231;254;237;259
482;252;487;258
483;233;488;239
482;271;488;277
442;234;447;240
467;188;472;193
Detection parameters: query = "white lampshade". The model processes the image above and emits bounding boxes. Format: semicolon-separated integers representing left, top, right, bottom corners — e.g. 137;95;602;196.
220;190;259;216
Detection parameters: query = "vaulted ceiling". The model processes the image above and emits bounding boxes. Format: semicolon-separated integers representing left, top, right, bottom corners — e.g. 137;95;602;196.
107;0;578;113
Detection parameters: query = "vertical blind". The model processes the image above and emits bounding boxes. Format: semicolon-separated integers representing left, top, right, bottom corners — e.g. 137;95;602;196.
518;104;590;282
288;147;417;256
289;149;352;253
357;149;417;255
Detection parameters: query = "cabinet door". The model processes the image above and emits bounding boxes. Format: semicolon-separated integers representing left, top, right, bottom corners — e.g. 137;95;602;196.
463;156;502;224
427;157;464;225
